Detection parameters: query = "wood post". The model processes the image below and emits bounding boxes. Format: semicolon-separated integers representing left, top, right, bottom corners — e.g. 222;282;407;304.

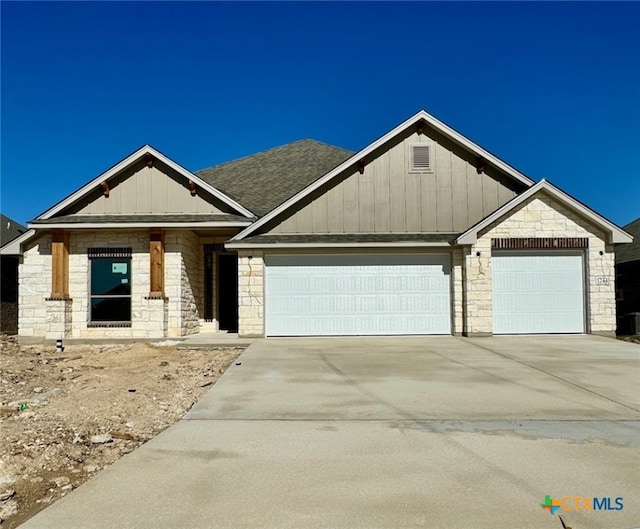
51;230;69;299
149;229;164;297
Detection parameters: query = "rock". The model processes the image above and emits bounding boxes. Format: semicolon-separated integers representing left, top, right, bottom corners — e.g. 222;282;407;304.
83;464;99;473
0;475;16;487
33;387;43;393
109;431;139;441
90;433;113;444
52;476;70;488
30;388;64;405
60;484;73;492
0;499;18;519
0;489;15;502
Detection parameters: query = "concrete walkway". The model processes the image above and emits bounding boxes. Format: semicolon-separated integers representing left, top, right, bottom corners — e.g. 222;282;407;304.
20;336;640;529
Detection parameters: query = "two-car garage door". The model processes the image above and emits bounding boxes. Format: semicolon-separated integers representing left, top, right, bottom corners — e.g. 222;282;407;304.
492;251;586;334
263;251;586;336
265;254;451;336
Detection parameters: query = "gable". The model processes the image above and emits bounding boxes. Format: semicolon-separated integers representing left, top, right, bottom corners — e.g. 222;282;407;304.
231;110;536;242
263;127;526;235
65;157;237;217
457;180;633;245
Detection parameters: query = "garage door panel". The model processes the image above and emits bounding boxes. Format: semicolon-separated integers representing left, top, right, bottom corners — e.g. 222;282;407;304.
265;254;451;336
492;251;585;334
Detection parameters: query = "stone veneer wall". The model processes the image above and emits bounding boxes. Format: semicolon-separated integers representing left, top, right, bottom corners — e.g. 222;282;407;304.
464;192;615;336
19;230;207;340
19;235;53;338
165;230;201;337
68;230;157;339
237;250;264;337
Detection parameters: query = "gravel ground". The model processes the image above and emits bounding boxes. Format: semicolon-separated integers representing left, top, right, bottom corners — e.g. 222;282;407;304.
0;334;242;527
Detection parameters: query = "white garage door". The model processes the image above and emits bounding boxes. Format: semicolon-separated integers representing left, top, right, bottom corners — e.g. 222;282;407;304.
265;254;451;336
492;251;585;334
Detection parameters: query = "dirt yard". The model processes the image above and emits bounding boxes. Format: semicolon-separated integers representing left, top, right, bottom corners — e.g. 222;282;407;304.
0;334;242;527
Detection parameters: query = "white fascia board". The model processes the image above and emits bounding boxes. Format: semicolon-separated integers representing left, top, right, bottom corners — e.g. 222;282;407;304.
225;241;453;250
456;179;633;245
28;221;253;230
232;110;535;242
36;146;254;221
0;229;36;255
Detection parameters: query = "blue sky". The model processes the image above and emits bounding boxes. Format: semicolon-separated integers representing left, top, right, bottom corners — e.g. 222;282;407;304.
1;1;639;228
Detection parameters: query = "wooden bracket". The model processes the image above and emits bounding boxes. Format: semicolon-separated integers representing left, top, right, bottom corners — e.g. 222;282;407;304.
145;153;153;168
101;181;110;197
476;157;486;174
357;159;366;175
417;118;427;135
188;180;197;196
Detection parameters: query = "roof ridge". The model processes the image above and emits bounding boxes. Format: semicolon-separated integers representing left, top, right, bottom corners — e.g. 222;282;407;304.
195;138;352;174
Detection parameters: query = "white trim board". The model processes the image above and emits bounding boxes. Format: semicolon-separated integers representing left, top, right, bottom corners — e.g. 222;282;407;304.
28;221;253;230
226;241;453;249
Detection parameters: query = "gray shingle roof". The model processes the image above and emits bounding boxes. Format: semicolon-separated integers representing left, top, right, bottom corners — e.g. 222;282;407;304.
31;214;250;225
616;218;640;264
196;139;354;217
0;214;26;245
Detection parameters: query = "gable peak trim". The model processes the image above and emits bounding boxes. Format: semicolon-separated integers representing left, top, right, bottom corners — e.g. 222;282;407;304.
456;179;633;245
36;145;255;222
231;109;536;241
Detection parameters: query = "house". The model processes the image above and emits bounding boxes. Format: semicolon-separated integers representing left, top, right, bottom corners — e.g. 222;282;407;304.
615;218;640;335
3;110;633;341
0;215;27;334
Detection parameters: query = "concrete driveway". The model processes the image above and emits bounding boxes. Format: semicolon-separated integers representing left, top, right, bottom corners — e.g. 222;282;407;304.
21;336;640;529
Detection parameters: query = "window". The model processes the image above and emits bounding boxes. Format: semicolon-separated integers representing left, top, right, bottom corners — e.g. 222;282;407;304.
409;143;434;173
88;248;132;324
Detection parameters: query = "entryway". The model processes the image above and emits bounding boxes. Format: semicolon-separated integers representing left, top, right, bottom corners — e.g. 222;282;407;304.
203;245;238;333
217;253;238;332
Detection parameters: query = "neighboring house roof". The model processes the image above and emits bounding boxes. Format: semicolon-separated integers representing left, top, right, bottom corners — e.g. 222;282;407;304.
230;110;537;242
456;179;633;245
616;218;640;264
196;139;354;217
0;215;26;246
29;214;252;229
37;145;255;221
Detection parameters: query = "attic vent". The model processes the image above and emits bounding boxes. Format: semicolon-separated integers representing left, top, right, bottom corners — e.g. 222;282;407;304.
410;144;433;172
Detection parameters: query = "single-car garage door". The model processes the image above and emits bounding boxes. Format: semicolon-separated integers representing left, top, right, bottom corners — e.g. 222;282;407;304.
265;254;451;336
492;251;585;334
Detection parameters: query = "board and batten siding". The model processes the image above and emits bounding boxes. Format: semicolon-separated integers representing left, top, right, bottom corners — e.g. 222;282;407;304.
73;160;230;216
269;131;521;235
